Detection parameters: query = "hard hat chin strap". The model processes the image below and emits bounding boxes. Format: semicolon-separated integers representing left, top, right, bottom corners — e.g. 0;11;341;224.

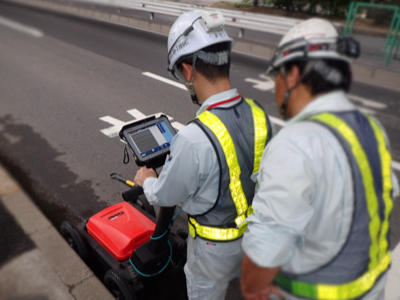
188;51;200;106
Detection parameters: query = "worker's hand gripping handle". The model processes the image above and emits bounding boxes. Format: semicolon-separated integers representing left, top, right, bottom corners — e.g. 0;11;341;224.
122;185;144;201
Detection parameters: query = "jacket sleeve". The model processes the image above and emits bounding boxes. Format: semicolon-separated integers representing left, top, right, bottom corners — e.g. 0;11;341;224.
143;132;201;207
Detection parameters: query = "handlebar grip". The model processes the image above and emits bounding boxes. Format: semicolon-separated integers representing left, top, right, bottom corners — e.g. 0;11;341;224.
122;185;144;201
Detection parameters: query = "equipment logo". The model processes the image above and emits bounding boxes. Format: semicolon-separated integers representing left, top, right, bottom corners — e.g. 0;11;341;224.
109;211;124;220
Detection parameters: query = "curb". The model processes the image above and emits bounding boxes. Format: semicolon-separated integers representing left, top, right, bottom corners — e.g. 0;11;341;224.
4;0;400;92
0;164;114;300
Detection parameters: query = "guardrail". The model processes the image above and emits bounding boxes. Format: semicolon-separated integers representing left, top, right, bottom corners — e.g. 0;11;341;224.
66;0;302;36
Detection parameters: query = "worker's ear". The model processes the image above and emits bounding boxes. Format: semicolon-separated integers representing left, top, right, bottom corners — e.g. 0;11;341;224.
181;62;194;82
285;65;302;90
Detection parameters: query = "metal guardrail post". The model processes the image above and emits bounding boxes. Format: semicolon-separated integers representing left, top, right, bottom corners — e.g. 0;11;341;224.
344;1;355;35
348;2;359;36
385;11;400;66
394;12;400;61
344;2;400;66
150;12;154;19
383;6;399;60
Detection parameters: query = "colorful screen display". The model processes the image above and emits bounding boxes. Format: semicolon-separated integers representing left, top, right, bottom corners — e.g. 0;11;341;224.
128;121;174;158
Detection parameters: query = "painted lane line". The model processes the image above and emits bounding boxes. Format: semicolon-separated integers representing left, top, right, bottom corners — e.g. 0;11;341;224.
128;109;187;130
100;109;185;138
142;72;186;91
392;161;400;172
127;108;146;119
99;116;126;138
245;74;387;112
269;116;286;127
244;76;275;92
348;94;387;109
142;72;400;171
142;72;284;127
0;16;43;38
127;108;174;122
354;105;376;115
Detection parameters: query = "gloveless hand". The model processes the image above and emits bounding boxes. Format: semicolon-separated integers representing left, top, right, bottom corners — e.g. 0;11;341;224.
134;166;157;187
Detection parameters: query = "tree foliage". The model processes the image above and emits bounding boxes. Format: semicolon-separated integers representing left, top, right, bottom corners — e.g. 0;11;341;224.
243;0;352;18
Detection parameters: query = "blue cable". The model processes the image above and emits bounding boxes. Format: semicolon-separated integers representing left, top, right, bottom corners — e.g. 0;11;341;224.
172;208;183;221
128;207;182;277
150;230;168;240
129;240;173;278
150;207;182;240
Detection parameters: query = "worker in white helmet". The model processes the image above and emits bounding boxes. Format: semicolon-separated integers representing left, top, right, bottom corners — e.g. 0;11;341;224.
240;18;399;300
134;10;274;300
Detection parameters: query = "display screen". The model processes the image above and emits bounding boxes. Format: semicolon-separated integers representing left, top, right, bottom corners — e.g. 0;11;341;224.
128;121;174;158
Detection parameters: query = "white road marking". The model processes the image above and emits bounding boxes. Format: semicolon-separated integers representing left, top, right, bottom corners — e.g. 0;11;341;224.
142;71;400;169
354;105;376;115
392;161;400;172
244;74;275;91
142;72;187;91
127;108;146;119
127;108;173;121
0;16;43;38
269;116;286;127
245;74;388;115
99;116;126;138
100;109;185;138
348;94;387;109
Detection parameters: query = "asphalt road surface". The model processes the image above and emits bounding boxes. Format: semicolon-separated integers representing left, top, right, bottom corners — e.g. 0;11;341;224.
1;2;400;299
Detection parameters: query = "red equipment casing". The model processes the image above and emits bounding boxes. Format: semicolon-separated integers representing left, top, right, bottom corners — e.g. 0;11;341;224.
87;202;155;261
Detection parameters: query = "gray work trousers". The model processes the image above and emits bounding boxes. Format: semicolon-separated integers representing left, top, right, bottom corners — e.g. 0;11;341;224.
184;235;243;300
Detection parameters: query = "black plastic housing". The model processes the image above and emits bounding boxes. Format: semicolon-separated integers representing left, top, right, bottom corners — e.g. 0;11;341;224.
119;115;176;169
130;239;171;275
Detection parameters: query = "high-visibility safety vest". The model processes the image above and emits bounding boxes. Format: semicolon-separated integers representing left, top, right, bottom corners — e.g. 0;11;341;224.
274;111;394;300
188;97;272;242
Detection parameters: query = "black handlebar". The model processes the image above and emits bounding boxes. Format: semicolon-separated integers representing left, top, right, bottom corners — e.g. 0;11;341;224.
122;185;144;201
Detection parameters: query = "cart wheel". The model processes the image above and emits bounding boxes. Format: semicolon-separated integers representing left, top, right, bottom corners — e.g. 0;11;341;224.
136;195;156;218
60;221;89;262
104;269;136;300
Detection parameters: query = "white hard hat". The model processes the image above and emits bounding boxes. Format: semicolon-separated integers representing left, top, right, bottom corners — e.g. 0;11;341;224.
167;10;233;74
266;18;360;74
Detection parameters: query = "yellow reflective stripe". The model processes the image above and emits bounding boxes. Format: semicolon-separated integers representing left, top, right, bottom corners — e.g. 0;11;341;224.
309;113;381;270
235;214;247;226
366;116;394;262
188;217;248;241
188;220;196;239
245;98;268;174
197;111;248;223
317;252;391;299
247;204;254;217
275;252;391;299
